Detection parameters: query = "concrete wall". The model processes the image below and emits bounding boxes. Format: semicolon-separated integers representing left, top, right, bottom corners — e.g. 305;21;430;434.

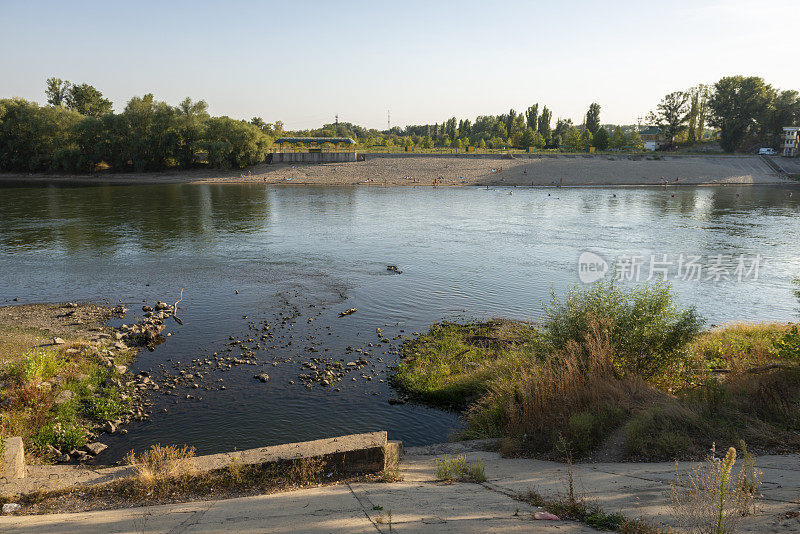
272;152;357;164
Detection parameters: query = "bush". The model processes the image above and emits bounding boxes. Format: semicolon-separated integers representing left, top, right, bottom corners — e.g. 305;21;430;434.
543;279;704;384
34;421;87;451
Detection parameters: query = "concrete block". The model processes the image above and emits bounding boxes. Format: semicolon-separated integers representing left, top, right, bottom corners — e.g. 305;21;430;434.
1;437;25;480
190;431;399;477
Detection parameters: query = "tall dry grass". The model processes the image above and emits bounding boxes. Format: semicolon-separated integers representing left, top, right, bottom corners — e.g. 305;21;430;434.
124;444;197;492
468;318;666;457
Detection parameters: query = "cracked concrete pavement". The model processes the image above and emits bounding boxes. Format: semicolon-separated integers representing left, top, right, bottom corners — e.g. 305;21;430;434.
1;444;799;533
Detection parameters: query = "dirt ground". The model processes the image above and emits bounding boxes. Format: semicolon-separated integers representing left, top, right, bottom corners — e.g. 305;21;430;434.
0;154;794;187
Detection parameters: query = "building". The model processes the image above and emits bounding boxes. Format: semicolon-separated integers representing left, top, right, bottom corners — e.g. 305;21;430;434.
271;137;357;163
783;127;799;157
639;126;664;151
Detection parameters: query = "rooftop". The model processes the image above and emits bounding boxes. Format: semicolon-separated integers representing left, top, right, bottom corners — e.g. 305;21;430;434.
274;137;356;145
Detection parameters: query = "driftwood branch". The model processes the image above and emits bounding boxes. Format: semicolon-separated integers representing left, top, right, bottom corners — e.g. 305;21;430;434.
173;289;184;325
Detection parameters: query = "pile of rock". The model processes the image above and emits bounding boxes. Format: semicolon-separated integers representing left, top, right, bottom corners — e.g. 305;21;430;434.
116;301;175;345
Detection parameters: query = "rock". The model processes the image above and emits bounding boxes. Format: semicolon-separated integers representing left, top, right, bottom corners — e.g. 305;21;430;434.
114;365;127;375
388;398;407;405
338;308;357;317
56;454;70;463
54;390;74;405
113;341;127;350
254;373;269;383
104;421;117;434
52;337;66;345
65;348;79;355
2;503;21;514
84;442;107;456
142;305;153;312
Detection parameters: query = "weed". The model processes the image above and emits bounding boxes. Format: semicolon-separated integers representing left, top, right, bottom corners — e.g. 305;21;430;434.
435;454;486;483
5;348;64;385
669;444;762;534
381;466;404;482
286;457;326;485
34;421;87;451
124;444;196;491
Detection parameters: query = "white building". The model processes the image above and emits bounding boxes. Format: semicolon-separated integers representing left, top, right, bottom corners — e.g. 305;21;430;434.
783;126;799;157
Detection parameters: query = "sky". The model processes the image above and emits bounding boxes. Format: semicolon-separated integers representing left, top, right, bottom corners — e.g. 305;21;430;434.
1;0;798;130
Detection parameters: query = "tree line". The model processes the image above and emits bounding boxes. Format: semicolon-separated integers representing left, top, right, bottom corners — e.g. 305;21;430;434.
2;74;798;174
647;76;800;152
0;78;272;173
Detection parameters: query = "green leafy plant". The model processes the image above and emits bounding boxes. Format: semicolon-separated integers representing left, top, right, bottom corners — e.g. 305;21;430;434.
435;454;486;483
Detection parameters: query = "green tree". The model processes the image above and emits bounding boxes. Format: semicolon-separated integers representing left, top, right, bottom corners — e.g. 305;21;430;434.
628;129;644;151
579;129;593;150
525;104;539;131
65;83;113;117
537;106;552;144
610;126;626;149
593;127;610;150
520;127;535;149
685;85;709;144
0;98;82;171
203;116;269;169
765;90;800;142
564;126;582;150
586;103;601;134
45;77;71;107
176;97;209;168
708;76;774;152
647;91;689;147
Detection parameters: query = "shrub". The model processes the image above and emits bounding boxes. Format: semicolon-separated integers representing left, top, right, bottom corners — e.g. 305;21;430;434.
34;421;87;451
543;279;704;384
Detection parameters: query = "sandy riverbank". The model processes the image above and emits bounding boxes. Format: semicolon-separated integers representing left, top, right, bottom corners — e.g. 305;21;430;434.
0;154;794;187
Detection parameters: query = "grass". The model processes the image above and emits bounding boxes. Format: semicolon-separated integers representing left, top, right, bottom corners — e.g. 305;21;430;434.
0;324;136;459
434;454;486;483
394;320;541;409
393;279;800;461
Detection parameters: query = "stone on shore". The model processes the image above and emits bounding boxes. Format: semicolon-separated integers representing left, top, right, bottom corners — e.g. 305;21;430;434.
84;442;108;456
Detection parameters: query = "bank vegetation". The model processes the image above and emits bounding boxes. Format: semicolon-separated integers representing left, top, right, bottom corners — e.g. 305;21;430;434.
394;280;800;461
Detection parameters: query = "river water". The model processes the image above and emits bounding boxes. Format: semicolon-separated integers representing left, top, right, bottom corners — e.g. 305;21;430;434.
1;183;798;459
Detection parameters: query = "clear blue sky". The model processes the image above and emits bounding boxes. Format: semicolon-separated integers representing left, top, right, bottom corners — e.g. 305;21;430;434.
1;0;797;130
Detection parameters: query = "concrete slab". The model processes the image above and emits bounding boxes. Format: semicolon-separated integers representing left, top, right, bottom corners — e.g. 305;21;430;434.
2;445;799;532
1;437;25;481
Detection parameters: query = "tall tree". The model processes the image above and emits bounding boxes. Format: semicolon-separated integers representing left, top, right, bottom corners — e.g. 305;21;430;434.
647;91;689;147
765;90;800;141
66;83;113;117
685;85;709;144
537;106;552;144
506;109;517;137
45;77;71;106
585;103;601;134
525;104;539;131
708;76;774;152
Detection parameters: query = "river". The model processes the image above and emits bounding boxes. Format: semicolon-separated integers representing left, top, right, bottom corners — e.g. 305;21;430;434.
1;183;798;460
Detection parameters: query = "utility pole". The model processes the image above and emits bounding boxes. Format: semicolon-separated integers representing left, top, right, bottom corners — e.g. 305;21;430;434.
335;113;339;125
387;110;391;131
